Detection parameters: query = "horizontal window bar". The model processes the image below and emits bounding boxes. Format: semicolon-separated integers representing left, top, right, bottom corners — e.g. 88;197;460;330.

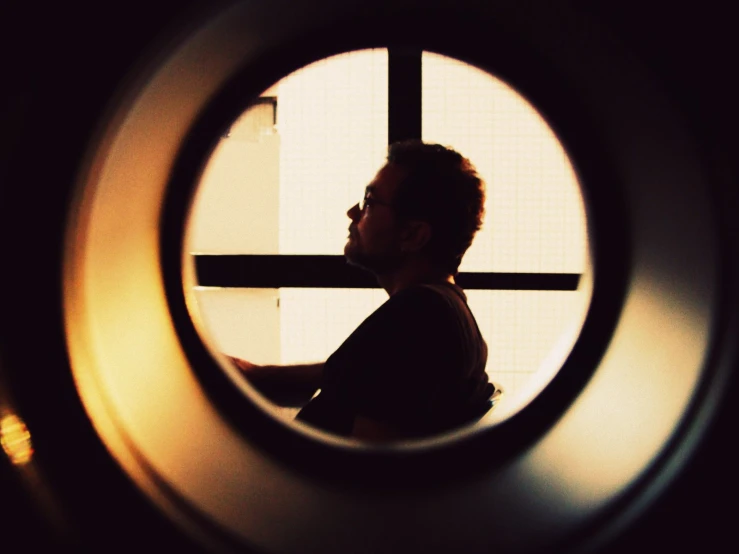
193;255;581;290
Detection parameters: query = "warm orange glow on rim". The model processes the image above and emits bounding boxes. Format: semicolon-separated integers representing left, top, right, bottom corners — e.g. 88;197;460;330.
1;414;34;466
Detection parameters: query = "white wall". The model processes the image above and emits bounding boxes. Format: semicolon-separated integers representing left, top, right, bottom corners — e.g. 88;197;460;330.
188;103;281;364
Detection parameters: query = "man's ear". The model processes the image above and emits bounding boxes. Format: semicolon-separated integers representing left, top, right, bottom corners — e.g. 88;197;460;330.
401;220;432;253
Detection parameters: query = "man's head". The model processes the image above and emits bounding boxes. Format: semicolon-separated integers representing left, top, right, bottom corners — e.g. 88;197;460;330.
345;140;485;276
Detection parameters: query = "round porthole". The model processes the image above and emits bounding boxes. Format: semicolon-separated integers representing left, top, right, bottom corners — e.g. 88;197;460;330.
181;48;593;445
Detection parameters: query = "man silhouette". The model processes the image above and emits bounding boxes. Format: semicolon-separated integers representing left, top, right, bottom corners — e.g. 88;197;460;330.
229;140;494;441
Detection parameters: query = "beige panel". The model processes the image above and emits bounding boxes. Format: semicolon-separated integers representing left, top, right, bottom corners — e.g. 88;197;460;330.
188;106;280;254
193;288;281;365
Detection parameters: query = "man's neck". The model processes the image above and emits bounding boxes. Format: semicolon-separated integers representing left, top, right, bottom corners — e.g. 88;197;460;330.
375;263;455;297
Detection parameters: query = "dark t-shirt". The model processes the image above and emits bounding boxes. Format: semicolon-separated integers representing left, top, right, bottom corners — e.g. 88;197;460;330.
296;282;492;438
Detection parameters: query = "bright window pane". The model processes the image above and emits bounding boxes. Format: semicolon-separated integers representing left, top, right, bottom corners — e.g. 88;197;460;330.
277;49;388;254
422;51;587;274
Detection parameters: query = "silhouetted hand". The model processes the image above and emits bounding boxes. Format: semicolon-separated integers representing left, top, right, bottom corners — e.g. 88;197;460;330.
222;356;323;407
226;356;259;374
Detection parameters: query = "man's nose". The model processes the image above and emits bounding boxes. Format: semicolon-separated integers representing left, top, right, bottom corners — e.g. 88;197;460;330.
347;203;361;221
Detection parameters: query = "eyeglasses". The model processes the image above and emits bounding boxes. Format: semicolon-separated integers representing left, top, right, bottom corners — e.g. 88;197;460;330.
359;190;393;212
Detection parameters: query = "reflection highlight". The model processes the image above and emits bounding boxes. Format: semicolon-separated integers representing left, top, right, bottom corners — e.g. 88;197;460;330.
1;414;34;466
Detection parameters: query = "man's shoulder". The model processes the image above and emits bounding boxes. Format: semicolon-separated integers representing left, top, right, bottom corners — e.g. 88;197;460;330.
392;283;467;310
376;284;471;333
383;283;451;313
393;282;465;300
352;284;471;340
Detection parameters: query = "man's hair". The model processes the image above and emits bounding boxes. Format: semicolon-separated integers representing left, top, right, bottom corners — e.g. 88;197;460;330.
387;140;485;275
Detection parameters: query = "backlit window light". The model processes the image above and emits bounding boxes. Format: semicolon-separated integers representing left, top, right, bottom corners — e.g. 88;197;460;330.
185;48;590;432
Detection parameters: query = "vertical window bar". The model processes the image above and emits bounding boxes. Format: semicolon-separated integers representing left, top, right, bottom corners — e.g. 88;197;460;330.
388;47;423;144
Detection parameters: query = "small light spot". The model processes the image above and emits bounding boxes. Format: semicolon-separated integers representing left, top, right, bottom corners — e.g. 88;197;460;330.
0;414;34;466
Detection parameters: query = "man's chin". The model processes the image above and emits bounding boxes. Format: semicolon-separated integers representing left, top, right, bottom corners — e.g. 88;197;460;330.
344;251;368;270
344;250;401;275
344;245;372;272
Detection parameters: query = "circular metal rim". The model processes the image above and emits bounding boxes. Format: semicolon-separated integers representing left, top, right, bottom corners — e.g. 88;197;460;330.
59;2;728;548
159;2;620;485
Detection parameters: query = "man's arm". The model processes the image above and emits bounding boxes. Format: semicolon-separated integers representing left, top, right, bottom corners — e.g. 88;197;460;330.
226;356;324;407
350;415;409;443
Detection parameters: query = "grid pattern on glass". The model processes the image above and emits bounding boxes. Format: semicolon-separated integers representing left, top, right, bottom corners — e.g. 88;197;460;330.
422;51;587;274
279;288;389;365
466;288;590;412
277;49;389;255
